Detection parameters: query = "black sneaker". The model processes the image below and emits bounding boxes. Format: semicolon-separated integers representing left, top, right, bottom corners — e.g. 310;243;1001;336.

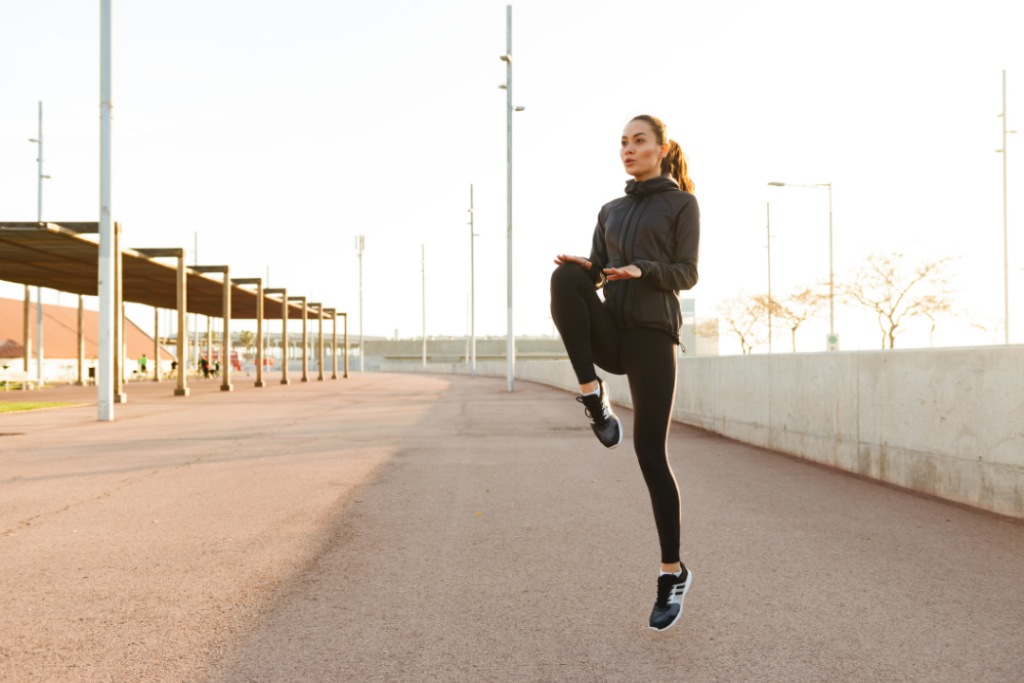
576;379;623;449
649;568;692;632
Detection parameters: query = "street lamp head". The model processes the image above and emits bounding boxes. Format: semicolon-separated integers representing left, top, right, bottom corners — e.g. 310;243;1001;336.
28;138;39;143
498;84;507;90
768;182;786;186
514;106;525;112
499;55;511;62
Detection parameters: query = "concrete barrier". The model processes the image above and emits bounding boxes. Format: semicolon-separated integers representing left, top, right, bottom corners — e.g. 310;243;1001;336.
382;345;1024;519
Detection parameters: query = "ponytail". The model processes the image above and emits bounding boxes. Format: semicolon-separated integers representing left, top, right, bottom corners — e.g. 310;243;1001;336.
629;114;695;194
662;139;695;194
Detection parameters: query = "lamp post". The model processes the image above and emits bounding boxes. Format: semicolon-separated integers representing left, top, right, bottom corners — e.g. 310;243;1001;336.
468;184;477;377
996;70;1016;344
766;202;772;354
28;101;51;385
97;0;115;420
421;245;426;374
356;235;365;371
768;181;834;347
499;5;525;392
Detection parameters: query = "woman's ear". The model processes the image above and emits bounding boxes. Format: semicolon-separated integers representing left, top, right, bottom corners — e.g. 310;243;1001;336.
659;142;669;160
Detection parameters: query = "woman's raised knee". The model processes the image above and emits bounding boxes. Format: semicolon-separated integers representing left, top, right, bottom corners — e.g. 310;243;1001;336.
551;261;592;291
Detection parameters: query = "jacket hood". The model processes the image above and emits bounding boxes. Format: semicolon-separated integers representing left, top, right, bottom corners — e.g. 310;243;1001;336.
624;173;679;196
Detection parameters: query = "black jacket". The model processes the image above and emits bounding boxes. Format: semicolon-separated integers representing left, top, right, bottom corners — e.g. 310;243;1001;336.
586;174;700;343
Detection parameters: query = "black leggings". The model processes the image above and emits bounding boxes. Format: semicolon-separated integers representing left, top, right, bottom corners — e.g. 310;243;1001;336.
549;263;682;565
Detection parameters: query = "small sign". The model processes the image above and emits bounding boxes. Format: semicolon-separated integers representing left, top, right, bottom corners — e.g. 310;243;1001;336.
826;333;839;351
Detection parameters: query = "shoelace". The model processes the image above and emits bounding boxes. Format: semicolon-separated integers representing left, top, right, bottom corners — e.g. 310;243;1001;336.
576;394;609;426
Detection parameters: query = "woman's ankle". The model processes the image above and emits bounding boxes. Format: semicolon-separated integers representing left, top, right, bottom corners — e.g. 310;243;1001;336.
579;380;600;395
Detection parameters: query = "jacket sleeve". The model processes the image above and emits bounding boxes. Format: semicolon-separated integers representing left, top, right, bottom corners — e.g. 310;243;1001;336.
586;211;609;290
633;195;699;292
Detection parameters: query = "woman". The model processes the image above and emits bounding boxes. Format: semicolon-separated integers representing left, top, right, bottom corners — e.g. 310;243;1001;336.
550;114;699;632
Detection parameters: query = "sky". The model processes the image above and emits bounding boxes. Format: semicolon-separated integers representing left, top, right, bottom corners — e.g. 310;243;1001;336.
1;0;1022;354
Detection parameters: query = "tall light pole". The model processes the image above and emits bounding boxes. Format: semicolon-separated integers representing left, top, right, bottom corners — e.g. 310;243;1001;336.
996;70;1016;344
28;101;51;385
766;202;772;354
468;184;477;377
356;235;365;371
499;5;525;392
421;245;426;374
768;181;834;348
97;0;115;420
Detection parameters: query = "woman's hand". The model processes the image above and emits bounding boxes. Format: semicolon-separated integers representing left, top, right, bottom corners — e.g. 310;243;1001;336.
603;264;642;281
553;254;592;270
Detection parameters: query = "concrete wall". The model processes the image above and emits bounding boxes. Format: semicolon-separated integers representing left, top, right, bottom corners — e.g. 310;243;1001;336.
381;345;1024;519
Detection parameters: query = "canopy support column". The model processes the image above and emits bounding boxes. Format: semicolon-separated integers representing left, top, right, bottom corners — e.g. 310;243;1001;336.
311;303;324;381
193;265;234;392
232;277;265;388
22;286;30;390
324;308;337;379
265;288;288;385
288;296;308;382
221;269;232;391
175;252;189;396
342;312;349;378
153;307;160;382
127;247;189;396
76;295;85;386
114;223;126;403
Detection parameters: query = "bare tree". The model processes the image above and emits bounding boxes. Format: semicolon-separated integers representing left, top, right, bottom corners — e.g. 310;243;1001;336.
839;252;957;349
918;295;955;347
695;318;719;343
968;315;1004;344
716;293;770;354
774;287;828;352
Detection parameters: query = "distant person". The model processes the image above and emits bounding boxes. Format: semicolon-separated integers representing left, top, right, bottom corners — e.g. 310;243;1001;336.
139;354;148;375
213;361;220;377
550;115;699;632
200;357;210;380
171;360;178;373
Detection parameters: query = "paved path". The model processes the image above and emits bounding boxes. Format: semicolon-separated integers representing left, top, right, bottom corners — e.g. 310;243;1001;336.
2;373;1022;682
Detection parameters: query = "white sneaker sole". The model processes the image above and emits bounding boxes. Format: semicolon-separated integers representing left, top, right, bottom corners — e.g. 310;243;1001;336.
649;569;693;632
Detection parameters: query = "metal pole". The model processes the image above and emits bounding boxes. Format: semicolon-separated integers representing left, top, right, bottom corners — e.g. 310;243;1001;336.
35;102;44;385
265;266;270;368
1003;70;1010;344
422;245;426;374
98;2;115;419
767;202;772;354
153;306;160;381
828;183;834;336
505;4;514;392
193;232;198;370
470;183;476;377
357;236;364;372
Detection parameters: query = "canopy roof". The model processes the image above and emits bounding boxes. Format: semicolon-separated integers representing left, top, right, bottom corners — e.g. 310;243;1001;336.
0;222;317;320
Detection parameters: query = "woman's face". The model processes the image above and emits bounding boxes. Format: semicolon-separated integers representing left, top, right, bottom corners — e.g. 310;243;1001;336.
621;120;668;182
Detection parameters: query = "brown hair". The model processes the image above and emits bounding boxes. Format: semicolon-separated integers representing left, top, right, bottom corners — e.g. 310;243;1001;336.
630;114;695;194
